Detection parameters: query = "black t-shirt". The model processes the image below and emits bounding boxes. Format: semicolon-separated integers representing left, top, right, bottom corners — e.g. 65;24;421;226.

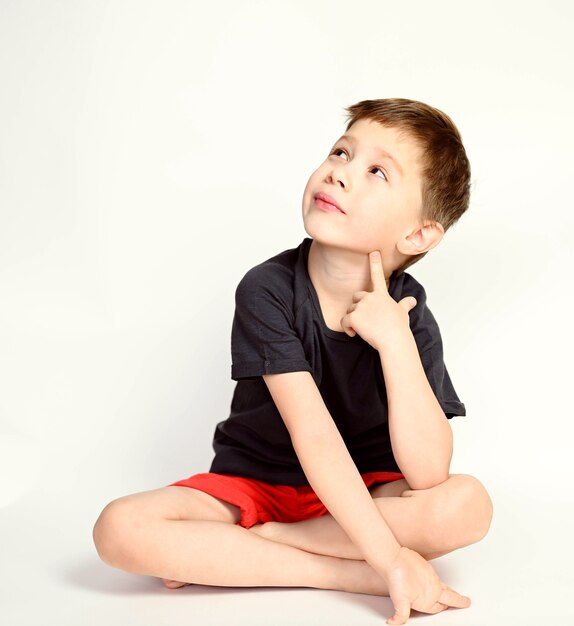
209;237;466;485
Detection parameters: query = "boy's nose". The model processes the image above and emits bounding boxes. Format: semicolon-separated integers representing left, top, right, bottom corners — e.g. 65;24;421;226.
327;165;348;189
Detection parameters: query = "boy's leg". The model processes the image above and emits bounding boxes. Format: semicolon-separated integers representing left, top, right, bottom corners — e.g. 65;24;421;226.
92;486;390;595
251;474;493;561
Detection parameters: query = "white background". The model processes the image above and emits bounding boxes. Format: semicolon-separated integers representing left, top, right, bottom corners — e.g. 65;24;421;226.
1;1;573;624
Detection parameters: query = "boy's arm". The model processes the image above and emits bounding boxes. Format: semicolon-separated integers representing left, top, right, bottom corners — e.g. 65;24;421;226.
263;370;401;570
264;369;472;623
340;251;453;491
379;331;453;490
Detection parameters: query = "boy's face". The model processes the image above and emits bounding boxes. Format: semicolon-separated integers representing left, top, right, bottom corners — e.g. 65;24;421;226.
302;118;426;266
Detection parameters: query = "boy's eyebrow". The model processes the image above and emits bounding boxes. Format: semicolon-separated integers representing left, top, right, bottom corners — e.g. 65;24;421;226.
337;134;403;176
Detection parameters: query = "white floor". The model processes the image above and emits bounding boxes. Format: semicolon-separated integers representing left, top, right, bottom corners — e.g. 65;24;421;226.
2;479;572;626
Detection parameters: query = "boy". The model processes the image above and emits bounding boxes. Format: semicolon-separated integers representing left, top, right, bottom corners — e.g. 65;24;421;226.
93;98;493;625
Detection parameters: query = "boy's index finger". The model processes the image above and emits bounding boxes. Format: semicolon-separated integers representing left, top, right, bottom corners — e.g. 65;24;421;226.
369;250;388;292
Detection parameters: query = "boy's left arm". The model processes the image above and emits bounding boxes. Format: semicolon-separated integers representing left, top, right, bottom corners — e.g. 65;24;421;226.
340;251;453;491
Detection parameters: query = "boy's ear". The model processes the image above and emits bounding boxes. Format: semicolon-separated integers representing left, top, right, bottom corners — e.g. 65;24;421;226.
397;221;445;256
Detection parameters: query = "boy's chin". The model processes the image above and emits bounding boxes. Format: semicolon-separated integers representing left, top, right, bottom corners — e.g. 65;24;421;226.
301;218;345;244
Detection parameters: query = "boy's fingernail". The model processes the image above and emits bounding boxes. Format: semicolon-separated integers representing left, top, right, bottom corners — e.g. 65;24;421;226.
371;251;379;259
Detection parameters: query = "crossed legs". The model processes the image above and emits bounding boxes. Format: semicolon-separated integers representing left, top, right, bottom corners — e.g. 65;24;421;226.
93;473;493;595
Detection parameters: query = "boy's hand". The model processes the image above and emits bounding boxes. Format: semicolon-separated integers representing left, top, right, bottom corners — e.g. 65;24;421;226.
378;546;471;624
340;250;416;351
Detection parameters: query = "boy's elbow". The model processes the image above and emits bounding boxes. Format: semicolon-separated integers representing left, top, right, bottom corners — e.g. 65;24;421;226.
407;473;450;491
405;456;452;490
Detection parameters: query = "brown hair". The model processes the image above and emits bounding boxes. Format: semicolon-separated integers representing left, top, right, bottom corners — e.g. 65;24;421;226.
344;98;471;273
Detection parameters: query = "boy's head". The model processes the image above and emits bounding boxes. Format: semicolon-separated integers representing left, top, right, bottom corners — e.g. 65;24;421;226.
302;98;471;275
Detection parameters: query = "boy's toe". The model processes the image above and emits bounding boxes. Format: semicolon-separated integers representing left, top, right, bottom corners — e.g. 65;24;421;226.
162;578;190;589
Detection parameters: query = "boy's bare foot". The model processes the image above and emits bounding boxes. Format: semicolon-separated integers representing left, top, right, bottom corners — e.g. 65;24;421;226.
162;578;191;589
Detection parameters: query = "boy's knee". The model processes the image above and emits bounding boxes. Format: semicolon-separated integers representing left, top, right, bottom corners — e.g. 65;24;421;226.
419;474;492;551
92;496;141;568
445;474;494;544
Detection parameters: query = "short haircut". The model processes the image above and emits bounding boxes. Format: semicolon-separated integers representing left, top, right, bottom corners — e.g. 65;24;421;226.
344;98;471;273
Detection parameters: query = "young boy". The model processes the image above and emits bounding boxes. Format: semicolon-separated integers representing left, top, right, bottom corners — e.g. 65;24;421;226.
93;98;493;625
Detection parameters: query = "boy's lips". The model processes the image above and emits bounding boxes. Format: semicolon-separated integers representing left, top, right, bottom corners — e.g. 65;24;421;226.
313;192;346;214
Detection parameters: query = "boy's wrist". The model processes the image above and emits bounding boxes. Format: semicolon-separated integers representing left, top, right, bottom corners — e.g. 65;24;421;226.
350;516;403;571
374;325;414;354
364;541;403;576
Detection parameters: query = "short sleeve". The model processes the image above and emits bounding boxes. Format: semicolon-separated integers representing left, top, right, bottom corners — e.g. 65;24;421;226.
230;264;313;381
418;330;467;419
404;280;466;419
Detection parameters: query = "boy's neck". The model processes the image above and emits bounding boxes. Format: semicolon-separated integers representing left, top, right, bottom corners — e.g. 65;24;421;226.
307;239;391;306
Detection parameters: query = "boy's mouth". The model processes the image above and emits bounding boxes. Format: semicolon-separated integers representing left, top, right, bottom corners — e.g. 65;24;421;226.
314;192;346;214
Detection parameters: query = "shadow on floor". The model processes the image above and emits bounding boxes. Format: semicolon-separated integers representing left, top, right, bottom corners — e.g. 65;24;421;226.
60;557;340;599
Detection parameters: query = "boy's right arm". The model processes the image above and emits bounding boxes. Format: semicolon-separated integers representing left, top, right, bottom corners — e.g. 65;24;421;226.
262;369;402;568
263;370;471;625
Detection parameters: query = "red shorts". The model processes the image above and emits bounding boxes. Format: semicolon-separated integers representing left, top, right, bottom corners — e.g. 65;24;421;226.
168;471;405;529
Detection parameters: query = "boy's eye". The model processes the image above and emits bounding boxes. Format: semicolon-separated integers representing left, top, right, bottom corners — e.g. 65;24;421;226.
370;166;388;181
331;148;348;159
